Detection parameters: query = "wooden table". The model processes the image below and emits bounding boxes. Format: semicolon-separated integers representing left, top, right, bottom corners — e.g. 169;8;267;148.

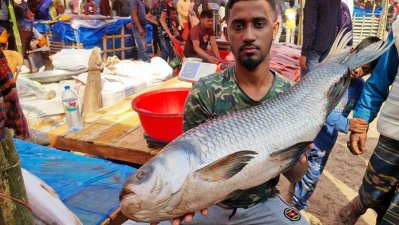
49;77;191;165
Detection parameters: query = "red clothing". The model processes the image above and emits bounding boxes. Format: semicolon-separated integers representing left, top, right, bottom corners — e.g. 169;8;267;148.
184;23;214;57
0;49;29;140
100;0;112;16
83;1;98;15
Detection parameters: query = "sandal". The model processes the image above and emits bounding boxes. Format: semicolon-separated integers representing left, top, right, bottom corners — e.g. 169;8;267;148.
337;196;366;225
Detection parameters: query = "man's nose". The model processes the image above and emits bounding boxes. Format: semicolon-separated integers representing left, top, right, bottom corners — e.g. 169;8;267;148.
242;26;256;42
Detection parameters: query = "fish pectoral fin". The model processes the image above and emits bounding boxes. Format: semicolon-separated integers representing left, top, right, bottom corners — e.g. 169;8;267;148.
270;141;312;163
326;71;351;115
195;150;257;182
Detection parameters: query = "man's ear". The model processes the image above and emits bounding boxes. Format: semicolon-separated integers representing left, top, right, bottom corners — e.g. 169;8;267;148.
224;26;229;42
272;21;279;41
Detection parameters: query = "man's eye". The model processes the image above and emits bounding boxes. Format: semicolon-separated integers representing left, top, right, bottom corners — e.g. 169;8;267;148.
255;21;265;28
233;23;244;31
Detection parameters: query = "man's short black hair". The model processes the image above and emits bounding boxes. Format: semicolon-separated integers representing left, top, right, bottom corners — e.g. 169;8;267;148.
14;5;26;20
225;0;276;22
354;36;384;70
200;10;214;19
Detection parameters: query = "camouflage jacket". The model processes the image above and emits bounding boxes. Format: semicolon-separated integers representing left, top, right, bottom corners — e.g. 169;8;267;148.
183;66;293;209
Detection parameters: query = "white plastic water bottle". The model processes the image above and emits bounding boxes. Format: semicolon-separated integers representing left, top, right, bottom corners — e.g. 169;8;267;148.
62;85;83;131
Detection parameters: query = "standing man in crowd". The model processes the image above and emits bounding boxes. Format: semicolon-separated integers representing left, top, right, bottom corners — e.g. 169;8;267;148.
274;0;286;43
184;10;220;63
176;0;193;41
100;0;112;16
113;0;131;16
284;0;296;44
145;1;161;55
69;0;80;14
131;0;149;61
156;0;178;62
300;0;341;76
339;21;399;225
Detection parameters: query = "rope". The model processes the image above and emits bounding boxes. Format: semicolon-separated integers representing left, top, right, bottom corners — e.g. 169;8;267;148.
0;192;33;213
0;159;21;173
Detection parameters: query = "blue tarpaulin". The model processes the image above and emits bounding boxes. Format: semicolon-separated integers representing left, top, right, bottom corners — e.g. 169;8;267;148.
48;18;153;58
353;6;383;17
50;18;132;48
15;139;137;225
35;21;50;33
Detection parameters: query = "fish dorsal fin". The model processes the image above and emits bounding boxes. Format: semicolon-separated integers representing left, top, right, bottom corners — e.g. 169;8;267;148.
326;71;351;114
270;142;312;163
195;150;257;182
323;29;352;64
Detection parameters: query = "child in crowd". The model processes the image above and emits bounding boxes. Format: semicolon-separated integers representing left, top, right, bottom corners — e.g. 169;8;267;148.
291;36;384;211
284;0;297;44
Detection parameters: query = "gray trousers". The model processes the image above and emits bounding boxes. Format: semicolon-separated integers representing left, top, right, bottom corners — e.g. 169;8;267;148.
123;195;309;225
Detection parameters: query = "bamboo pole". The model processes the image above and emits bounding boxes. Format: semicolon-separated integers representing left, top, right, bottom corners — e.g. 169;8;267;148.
297;0;305;46
7;0;23;56
378;0;389;39
0;130;34;225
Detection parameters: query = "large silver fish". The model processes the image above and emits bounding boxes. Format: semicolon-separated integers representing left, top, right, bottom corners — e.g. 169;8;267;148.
22;169;83;225
119;32;390;223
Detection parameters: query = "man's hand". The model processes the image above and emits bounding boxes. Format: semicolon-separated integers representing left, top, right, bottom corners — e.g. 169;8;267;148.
299;55;307;70
139;27;145;36
348;118;368;133
170;35;177;43
150;209;208;225
347;131;368;155
207;56;219;64
283;144;312;183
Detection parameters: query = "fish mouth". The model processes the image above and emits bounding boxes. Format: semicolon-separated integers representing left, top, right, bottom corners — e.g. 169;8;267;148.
119;187;135;201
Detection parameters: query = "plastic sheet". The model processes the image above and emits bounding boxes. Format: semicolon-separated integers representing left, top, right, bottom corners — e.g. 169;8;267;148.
15;139;137;225
353;6;382;17
49;18;152;51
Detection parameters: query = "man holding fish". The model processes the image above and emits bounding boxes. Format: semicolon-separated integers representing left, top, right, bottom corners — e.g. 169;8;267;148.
178;0;310;224
124;0;310;224
120;0;389;224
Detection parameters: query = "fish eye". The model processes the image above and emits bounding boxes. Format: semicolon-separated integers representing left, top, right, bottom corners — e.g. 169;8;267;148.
136;171;146;180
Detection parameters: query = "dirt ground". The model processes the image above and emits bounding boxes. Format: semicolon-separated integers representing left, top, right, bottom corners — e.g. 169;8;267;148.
278;121;380;225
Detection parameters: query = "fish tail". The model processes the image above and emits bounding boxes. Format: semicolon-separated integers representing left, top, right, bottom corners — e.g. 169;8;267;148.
323;28;352;64
343;40;392;71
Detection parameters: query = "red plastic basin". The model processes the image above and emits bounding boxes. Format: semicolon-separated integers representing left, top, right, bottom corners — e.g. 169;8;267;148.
131;88;190;142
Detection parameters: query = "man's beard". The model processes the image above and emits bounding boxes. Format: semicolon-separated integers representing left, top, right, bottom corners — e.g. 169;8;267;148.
238;55;265;71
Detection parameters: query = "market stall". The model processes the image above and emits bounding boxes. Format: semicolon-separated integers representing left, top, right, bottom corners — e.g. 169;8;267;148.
37;15;153;60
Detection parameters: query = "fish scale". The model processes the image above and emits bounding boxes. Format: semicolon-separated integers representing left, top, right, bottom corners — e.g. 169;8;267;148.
120;32;391;222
